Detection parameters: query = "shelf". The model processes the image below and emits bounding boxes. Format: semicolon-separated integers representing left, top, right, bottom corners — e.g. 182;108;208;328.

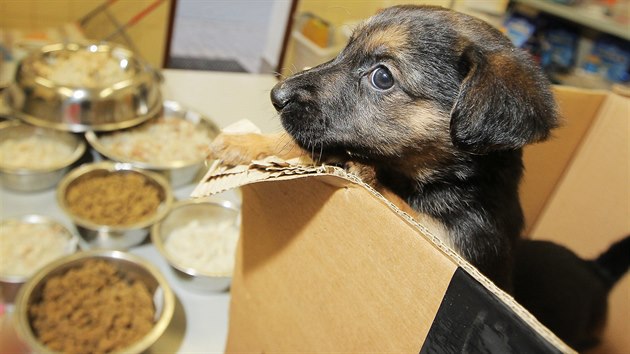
514;0;630;40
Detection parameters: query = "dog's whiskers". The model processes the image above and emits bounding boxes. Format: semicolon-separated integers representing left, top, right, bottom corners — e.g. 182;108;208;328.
318;142;324;163
271;70;288;80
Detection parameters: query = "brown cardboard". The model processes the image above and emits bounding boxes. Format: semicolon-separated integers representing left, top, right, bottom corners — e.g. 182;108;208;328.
193;86;628;353
520;87;607;234
523;90;630;354
229;176;456;351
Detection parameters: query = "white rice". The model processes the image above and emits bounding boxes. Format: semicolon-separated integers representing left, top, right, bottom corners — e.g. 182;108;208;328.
0;135;74;169
0;220;76;277
98;118;212;165
33;50;131;88
164;219;239;275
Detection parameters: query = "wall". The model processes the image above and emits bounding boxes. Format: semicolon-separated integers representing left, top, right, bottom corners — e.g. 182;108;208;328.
297;0;454;28
0;0;171;68
281;0;506;75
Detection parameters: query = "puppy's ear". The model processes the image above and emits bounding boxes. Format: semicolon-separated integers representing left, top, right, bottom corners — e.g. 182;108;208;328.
450;46;559;153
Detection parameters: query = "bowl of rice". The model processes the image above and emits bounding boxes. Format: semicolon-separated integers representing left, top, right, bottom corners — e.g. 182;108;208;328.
85;100;221;187
5;41;161;132
57;161;174;250
0;120;86;192
0;215;78;303
14;250;175;354
151;199;240;292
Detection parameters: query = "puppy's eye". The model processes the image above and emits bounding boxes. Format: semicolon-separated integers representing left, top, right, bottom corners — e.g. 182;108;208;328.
370;66;394;90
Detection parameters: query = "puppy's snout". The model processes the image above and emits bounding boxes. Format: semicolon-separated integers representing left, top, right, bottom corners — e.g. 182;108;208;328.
270;83;292;112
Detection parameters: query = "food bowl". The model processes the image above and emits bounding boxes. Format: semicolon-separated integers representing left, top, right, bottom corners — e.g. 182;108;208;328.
86;100;221;187
57;161;173;249
0;215;78;303
14;250;175;354
5;41;161;132
0;120;86;192
151;199;240;292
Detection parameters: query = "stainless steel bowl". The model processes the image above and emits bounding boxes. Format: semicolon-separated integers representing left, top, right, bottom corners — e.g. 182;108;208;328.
14;250;175;354
0;120;86;192
57;161;174;249
5;41;161;132
151;199;240;293
86;100;221;187
0;215;78;303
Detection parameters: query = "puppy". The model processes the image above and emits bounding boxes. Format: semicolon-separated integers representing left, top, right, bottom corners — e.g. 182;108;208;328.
513;236;630;351
210;5;558;291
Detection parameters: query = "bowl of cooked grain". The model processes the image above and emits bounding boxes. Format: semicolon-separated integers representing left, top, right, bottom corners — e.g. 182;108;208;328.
56;161;173;249
151;199;240;293
0;215;79;303
5;41;161;132
14;250;175;354
85;100;221;187
0;120;86;192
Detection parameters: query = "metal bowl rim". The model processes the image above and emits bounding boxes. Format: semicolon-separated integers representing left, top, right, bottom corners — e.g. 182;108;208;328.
56;161;174;231
13;249;175;354
9;100;163;133
151;199;240;278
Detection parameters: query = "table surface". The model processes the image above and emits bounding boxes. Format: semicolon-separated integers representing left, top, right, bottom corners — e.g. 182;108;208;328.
0;69;282;353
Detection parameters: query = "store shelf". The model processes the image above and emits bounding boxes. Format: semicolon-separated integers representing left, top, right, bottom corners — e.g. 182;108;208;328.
514;0;630;40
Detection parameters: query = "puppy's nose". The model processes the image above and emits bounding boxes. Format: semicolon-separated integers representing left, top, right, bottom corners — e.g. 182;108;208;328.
270;83;292;112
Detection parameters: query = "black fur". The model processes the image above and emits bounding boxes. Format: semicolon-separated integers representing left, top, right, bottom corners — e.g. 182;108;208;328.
513;236;630;350
271;5;558;290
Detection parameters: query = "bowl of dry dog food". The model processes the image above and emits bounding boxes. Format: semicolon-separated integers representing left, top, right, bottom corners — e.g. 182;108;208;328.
85;100;221;187
13;250;175;354
56;161;173;249
0;120;86;192
151;199;240;292
0;215;78;303
5;41;161;132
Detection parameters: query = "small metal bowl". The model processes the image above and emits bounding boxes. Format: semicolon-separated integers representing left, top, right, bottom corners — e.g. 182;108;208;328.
0;215;78;303
13;250;175;354
151;199;240;293
0;120;86;192
57;161;173;250
86;100;221;187
5;41;161;132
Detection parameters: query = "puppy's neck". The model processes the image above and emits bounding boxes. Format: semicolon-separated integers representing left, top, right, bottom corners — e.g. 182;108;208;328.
376;149;526;289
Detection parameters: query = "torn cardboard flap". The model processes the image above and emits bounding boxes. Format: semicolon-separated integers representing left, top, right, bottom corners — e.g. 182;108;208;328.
192;155;340;197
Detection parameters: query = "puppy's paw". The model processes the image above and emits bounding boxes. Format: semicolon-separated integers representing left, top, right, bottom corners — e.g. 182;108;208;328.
208;133;269;166
344;161;378;186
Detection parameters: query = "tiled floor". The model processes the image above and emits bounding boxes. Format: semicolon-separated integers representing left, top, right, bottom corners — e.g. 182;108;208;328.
168;1;275;73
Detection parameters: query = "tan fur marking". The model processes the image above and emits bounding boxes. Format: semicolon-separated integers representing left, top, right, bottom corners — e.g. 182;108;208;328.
364;26;409;52
407;102;450;139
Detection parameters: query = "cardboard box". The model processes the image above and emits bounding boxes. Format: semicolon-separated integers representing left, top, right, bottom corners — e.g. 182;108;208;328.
193;86;628;353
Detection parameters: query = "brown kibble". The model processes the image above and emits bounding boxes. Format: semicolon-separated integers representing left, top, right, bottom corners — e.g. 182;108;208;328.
65;172;162;226
29;259;155;354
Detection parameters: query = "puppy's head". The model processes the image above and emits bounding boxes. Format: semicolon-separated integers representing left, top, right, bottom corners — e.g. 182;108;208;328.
272;5;558;169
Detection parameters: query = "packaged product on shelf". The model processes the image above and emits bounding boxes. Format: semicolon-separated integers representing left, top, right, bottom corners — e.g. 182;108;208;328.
540;26;580;73
584;36;630;83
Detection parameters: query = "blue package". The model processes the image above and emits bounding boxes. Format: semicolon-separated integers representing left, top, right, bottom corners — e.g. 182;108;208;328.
540;27;579;71
504;14;537;48
588;37;630;83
